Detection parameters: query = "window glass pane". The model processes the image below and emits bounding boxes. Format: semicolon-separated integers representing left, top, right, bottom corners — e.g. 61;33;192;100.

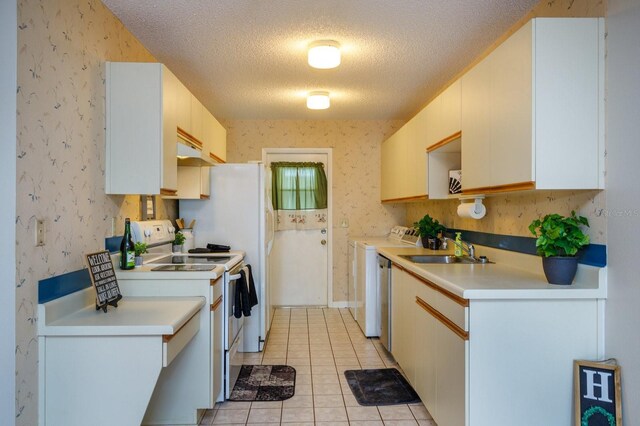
271;162;327;210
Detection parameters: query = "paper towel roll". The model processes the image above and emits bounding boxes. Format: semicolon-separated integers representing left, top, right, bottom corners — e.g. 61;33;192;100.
457;202;486;219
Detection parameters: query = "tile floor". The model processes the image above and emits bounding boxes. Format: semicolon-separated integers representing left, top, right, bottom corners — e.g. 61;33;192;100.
199;307;436;425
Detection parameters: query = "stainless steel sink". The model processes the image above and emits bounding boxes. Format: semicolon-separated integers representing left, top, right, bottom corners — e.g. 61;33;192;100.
399;255;492;264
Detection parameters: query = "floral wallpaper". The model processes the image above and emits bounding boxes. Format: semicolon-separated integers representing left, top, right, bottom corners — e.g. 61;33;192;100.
224;120;407;303
406;190;606;244
15;0;176;423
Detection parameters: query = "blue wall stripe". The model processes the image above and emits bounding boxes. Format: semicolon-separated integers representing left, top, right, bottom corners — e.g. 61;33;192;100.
105;236;122;253
38;268;92;304
444;229;606;267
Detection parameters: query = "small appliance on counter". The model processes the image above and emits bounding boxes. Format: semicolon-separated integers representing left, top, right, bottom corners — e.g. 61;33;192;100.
180;228;195;252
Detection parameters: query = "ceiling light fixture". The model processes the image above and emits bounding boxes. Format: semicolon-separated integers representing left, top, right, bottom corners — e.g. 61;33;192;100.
307;91;330;110
308;40;341;69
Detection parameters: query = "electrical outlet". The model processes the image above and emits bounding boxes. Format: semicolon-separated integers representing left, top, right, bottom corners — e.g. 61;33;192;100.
35;219;45;246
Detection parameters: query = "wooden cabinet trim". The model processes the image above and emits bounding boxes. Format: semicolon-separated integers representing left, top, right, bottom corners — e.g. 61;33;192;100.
209;152;226;164
177;127;204;149
463;181;535;195
210;276;222;287
163;309;199;343
381;194;428;204
392;262;469;307
210;295;223;312
160;188;178;196
426;131;462;153
416;296;469;341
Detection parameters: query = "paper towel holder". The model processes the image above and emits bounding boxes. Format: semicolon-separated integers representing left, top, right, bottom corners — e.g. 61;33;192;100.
458;195;486;219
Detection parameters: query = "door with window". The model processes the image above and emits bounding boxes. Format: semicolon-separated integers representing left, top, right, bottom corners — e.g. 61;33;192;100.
265;150;331;306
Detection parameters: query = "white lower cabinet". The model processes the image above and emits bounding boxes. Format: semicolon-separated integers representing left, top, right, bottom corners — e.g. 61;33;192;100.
392;264;601;426
391;267;414;376
211;279;224;402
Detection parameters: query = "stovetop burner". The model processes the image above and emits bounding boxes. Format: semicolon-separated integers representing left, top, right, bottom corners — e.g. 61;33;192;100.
150;264;219;272
147;255;232;265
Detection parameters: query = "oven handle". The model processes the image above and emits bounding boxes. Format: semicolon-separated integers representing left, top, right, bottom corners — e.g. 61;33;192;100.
228;262;246;281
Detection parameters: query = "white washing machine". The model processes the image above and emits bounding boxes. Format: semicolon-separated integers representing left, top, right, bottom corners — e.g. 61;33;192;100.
348;226;420;336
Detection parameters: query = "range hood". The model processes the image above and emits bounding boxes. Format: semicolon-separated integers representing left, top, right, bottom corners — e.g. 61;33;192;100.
177;131;215;167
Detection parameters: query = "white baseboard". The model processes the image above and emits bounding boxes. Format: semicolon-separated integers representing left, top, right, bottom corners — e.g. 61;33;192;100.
329;301;349;309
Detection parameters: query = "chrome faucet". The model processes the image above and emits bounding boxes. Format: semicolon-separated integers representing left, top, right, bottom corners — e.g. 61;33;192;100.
443;237;476;259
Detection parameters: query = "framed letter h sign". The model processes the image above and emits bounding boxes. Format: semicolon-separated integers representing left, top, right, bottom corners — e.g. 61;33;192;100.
574;360;622;426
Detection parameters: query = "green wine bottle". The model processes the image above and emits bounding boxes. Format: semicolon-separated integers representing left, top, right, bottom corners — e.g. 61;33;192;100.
119;218;135;270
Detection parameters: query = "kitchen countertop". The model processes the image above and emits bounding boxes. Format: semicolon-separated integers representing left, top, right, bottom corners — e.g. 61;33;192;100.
39;288;205;336
377;245;606;300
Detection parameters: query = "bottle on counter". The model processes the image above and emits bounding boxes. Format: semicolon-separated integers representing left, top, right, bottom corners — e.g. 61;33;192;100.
119;218;135;270
454;232;463;257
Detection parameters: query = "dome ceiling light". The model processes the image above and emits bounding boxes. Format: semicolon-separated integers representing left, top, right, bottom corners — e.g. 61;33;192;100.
308;40;341;69
307;91;330;110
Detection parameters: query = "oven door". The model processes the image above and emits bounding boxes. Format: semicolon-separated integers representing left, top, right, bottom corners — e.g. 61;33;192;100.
225;262;245;350
225;327;244;399
224;262;245;399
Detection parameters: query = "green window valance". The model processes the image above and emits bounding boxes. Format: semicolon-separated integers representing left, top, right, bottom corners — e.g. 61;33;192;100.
271;162;328;210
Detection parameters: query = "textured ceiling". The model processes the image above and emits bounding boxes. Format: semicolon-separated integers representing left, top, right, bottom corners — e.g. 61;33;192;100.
102;0;538;120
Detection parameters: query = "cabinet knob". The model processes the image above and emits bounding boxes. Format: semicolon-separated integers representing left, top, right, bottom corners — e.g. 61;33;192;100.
321;239;327;245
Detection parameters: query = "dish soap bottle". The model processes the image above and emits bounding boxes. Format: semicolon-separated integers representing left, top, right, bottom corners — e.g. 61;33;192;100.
119;218;135;270
454;232;463;257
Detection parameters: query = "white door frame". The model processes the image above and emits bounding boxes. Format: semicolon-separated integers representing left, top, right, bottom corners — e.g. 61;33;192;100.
262;148;334;307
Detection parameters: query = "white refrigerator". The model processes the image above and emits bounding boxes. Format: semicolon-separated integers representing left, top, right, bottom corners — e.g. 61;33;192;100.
179;163;275;352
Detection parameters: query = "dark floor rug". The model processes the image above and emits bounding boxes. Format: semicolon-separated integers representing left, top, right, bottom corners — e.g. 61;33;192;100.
229;365;296;401
344;368;421;406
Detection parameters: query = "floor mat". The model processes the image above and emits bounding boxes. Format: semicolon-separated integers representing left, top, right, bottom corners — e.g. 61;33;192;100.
229;365;296;401
344;368;421;406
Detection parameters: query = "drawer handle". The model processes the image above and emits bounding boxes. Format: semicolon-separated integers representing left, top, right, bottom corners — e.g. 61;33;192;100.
163;309;199;343
210;296;223;311
416;296;469;341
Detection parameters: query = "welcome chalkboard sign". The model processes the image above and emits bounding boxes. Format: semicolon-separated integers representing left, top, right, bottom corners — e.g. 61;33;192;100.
574;359;622;426
85;250;122;312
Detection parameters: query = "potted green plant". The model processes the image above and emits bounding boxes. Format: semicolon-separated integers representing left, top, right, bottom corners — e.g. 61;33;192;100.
528;211;590;285
134;242;148;267
414;214;446;250
172;231;186;253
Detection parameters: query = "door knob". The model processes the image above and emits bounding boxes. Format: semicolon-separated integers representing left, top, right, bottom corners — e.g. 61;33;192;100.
321;239;327;245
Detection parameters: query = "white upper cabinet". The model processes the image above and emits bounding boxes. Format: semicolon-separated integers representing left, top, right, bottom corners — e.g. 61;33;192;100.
381;124;422;202
106;62;227;196
426;80;461;148
203;109;227;164
175;80;191;135
380;80;461;202
190;95;204;144
210;116;227;163
106;62;178;196
171;167;210;200
461;18;604;193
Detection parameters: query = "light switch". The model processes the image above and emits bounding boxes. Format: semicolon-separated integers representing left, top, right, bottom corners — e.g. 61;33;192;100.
35;219;45;246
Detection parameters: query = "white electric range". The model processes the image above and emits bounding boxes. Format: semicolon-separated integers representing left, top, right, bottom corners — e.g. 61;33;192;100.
113;219;246;425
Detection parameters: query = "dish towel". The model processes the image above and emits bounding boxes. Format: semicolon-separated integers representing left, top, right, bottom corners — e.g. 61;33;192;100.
234;264;258;318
